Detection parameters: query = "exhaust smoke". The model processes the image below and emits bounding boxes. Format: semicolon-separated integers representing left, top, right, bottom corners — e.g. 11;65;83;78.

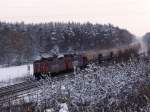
137;37;148;56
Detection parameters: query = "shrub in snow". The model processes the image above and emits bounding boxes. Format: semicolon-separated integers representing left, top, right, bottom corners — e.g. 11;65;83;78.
37;58;150;111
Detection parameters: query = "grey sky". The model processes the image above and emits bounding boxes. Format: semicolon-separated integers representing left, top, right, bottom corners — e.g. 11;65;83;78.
0;0;149;36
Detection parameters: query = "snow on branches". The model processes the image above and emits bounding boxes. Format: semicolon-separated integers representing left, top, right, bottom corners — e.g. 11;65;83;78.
37;58;150;111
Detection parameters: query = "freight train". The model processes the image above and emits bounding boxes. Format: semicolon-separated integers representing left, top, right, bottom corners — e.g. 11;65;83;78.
33;42;141;79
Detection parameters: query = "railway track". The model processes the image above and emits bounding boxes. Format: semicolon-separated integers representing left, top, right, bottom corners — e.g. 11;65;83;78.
0;72;75;105
0;79;42;104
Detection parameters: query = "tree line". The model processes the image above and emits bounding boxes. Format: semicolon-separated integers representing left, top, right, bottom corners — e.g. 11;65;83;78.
0;22;135;66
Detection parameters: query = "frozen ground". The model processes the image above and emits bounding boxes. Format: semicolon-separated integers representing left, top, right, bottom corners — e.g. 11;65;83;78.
0;64;33;87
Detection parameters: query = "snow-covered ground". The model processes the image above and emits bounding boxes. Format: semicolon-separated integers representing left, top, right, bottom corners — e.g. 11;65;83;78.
1;59;150;111
0;64;33;86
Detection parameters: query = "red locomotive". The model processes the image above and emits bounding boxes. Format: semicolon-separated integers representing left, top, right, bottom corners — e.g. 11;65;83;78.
33;54;88;79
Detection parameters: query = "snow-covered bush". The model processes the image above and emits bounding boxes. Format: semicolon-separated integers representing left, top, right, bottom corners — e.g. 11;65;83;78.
37;58;150;112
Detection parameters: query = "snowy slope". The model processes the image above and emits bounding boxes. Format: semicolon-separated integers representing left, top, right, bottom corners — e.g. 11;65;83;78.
0;64;33;81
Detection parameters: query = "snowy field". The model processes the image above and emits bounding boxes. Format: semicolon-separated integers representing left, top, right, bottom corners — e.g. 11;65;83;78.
0;64;33;86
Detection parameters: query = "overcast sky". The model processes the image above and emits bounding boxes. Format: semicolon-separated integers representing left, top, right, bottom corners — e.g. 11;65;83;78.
0;0;150;36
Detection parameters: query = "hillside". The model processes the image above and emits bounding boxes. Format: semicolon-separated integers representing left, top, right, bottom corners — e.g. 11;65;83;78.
0;22;135;65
